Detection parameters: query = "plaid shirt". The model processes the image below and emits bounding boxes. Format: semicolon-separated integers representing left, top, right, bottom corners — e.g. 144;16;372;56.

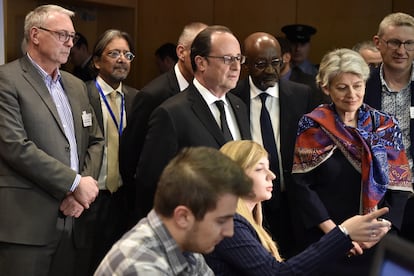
94;210;213;276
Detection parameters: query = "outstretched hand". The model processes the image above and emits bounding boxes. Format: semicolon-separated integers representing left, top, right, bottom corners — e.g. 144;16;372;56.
341;207;391;243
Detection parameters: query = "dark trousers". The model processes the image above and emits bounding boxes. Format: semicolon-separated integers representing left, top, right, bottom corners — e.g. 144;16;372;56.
0;217;75;276
75;187;130;276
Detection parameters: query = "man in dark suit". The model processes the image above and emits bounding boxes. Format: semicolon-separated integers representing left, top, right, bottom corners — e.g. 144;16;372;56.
120;22;207;188
232;32;314;258
277;36;330;106
0;5;103;276
78;29;139;275
364;13;414;243
135;25;251;219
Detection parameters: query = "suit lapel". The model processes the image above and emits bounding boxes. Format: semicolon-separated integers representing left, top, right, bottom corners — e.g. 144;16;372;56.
20;56;66;136
188;85;227;145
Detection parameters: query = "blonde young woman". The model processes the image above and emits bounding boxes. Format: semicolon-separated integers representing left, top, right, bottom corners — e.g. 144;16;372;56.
204;140;391;276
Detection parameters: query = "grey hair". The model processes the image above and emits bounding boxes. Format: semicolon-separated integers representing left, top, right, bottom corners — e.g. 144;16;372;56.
177;22;208;48
316;48;370;88
23;5;74;50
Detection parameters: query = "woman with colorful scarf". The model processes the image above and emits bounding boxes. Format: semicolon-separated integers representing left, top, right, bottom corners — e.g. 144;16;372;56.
291;48;413;276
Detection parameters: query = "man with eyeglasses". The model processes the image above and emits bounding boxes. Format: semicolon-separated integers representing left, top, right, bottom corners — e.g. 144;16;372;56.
364;12;414;244
0;5;104;276
365;13;414;185
134;25;251;219
231;32;314;258
76;29;139;276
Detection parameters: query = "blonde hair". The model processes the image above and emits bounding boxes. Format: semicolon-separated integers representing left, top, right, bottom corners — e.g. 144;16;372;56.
377;12;414;37
220;140;283;261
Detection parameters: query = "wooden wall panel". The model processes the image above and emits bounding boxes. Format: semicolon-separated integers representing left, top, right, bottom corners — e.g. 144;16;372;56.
296;0;392;64
4;0;414;88
136;0;214;88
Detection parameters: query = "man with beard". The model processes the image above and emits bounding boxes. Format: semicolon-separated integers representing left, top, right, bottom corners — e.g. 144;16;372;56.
231;32;314;258
78;29;139;275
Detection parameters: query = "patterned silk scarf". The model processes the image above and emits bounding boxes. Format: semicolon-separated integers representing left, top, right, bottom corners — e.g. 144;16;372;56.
292;104;412;214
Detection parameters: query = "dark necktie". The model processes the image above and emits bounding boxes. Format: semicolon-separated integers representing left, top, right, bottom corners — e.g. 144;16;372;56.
215;100;233;142
259;93;280;181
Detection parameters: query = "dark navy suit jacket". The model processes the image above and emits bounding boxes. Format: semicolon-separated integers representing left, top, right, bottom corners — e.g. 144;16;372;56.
135;83;251;216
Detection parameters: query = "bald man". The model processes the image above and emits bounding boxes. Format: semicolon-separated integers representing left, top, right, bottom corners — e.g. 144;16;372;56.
231;32;315;258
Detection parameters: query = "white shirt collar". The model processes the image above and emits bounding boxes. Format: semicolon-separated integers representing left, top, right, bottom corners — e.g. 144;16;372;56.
248;76;279;100
174;63;189;91
193;78;229;106
96;76;124;96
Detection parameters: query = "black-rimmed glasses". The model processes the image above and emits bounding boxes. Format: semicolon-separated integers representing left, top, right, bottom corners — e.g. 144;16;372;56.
254;59;284;70
206;55;246;65
381;38;414;51
38;26;78;44
106;50;135;62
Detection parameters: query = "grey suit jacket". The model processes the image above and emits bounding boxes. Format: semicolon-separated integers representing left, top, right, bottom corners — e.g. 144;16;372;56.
0;56;104;245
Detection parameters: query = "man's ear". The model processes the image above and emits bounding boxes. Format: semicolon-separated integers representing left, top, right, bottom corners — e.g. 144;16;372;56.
194;55;206;72
176;44;186;61
173;205;195;229
283;52;291;64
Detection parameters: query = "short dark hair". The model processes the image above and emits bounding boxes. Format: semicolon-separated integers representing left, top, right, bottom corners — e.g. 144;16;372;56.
190;25;233;72
154;147;252;220
155;42;178;62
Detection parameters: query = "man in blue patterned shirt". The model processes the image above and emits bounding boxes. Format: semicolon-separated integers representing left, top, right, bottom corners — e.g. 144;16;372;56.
95;147;252;275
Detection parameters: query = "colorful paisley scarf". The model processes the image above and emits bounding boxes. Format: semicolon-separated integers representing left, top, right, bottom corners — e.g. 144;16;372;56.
292;104;412;214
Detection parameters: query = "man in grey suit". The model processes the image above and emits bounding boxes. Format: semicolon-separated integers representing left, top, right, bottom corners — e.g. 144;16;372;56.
77;29;139;275
0;5;104;276
135;25;251;219
231;32;314;258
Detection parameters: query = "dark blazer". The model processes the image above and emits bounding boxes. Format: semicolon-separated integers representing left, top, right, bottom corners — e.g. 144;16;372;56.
205;213;353;276
365;67;414;162
120;69;180;184
135;83;251;216
0;56;104;246
231;78;313;257
289;66;330;107
85;80;139;133
231;78;313;178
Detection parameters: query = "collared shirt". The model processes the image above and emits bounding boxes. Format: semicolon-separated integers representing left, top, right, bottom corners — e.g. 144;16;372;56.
248;77;284;189
174;63;190;92
27;53;81;191
95;76;126;190
94;210;213;276
380;63;414;180
193;78;241;140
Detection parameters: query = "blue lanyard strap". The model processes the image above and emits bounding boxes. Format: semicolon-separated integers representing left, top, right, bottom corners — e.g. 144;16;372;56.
95;81;124;135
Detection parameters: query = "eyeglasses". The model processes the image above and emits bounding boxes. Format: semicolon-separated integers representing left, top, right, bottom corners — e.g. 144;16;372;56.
381;38;414;51
254;59;284;70
38;26;78;44
106;50;135;62
206;55;246;65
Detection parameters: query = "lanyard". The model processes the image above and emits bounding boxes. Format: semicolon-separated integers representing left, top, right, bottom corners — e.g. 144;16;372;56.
95;81;124;136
